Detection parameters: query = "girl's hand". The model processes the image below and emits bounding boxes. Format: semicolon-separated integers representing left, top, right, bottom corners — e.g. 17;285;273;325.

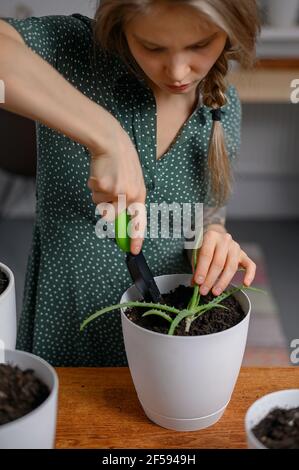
191;228;256;296
87;121;147;255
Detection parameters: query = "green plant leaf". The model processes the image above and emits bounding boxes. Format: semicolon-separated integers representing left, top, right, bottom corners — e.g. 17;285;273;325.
168;309;195;336
80;300;180;331
241;285;267;294
197;286;241;310
80;278;268;336
194;303;229;318
191;226;203;272
187;284;200;310
141;309;173;323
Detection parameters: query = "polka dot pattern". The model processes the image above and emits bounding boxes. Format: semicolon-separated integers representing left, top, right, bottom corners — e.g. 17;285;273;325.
3;14;241;366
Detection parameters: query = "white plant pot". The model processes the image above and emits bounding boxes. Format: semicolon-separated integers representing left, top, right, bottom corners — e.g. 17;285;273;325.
245;389;299;449
120;273;251;432
0;263;17;350
0;349;59;449
267;0;299;28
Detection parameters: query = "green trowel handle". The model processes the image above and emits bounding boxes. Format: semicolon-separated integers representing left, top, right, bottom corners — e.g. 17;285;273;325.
115;209;131;253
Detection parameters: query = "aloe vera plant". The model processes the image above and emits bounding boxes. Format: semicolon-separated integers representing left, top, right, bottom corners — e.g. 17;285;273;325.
81;230;266;335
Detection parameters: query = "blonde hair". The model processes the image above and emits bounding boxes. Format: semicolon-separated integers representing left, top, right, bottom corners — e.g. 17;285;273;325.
93;0;261;207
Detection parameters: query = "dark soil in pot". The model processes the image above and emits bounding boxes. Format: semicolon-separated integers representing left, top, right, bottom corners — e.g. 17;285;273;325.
252;407;299;449
125;284;246;335
0;364;50;425
0;269;9;296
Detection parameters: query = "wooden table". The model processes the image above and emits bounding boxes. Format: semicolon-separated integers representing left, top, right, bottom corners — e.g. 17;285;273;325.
55;367;298;449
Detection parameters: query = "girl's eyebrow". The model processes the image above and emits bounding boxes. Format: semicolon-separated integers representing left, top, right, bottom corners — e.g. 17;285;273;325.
133;32;218;48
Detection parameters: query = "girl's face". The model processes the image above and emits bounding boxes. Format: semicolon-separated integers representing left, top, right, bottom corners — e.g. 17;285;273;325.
124;3;228;97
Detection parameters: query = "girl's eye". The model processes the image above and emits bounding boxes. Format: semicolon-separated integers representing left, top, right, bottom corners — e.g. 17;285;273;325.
144;46;163;53
144;43;211;52
192;42;211;50
191;42;210;50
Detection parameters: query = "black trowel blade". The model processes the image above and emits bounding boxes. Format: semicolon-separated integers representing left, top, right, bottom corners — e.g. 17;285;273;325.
125;251;165;304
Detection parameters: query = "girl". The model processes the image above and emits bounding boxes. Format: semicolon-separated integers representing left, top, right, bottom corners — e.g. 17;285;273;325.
0;0;259;366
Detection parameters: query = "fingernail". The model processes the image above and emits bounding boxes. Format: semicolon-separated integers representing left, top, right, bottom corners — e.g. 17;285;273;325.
213;287;222;296
200;286;209;295
196;276;205;284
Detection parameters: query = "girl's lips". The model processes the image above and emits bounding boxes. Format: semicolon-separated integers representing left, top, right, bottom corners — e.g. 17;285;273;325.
166;83;191;90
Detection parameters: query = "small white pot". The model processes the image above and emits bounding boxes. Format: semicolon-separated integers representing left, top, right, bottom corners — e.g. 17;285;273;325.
120;273;251;432
245;389;299;449
267;0;299;28
0;263;16;350
0;349;59;449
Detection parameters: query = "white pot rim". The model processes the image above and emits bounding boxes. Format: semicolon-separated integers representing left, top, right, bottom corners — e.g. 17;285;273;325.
245;388;299;449
0;349;59;431
120;275;251;340
0;263;14;303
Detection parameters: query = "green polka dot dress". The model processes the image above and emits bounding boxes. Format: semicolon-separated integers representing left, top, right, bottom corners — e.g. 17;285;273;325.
3;14;241;366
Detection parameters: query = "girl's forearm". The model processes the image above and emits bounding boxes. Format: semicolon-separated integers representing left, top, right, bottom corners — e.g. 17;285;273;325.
0;33;118;153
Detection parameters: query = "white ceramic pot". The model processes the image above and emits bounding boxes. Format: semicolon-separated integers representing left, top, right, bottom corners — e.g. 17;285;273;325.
0;349;59;449
267;0;299;28
120;273;251;432
0;263;16;350
245;389;299;449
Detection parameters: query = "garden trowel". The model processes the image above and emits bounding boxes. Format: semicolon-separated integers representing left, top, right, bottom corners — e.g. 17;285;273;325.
114;210;165;304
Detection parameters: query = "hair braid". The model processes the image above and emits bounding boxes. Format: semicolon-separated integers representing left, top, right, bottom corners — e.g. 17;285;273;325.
201;50;234;207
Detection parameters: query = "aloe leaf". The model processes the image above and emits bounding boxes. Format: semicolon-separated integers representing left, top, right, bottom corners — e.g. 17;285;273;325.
168;309;195;336
195;303;230;318
142;309;173;323
242;285;267;294
184;304;229;332
80;300;180;331
187;284;200;310
194;298;231;314
191;226;203;271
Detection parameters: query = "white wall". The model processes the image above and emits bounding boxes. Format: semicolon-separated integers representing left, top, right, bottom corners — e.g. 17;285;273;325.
227;103;299;219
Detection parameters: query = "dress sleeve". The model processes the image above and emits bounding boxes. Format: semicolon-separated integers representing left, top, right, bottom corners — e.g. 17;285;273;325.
183;204;227;265
1;13;93;69
202;205;227;233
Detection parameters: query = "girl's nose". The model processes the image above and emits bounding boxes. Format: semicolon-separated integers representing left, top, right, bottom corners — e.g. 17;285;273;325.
165;58;191;84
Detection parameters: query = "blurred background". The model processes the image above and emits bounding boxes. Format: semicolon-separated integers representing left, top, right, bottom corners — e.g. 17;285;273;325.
0;0;298;365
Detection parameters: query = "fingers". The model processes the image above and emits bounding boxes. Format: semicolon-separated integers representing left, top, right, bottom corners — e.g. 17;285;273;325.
240;250;257;286
127;202;147;255
92;190;147;255
194;232;233;295
92;192;114;205
214;249;256;295
193;231;230;285
193;230;257;296
208;242;241;296
88;177;115;204
97;202;118;222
